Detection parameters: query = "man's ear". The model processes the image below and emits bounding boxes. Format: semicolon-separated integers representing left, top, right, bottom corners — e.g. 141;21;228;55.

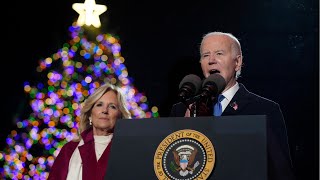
235;55;243;71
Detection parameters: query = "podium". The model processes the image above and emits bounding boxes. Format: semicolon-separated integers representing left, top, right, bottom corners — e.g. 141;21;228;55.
105;115;267;180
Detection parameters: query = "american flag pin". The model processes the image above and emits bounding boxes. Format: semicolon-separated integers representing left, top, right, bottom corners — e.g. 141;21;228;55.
230;102;238;110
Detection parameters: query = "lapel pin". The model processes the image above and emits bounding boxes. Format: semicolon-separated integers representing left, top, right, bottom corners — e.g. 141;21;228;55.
230;102;238;110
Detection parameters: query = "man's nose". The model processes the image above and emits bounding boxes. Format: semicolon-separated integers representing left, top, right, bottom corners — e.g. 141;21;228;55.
208;55;217;64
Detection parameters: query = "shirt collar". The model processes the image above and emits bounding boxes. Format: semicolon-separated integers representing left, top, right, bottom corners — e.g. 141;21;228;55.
222;82;239;102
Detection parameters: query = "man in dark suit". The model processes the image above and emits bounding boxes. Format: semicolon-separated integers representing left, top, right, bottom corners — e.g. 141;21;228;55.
170;32;295;180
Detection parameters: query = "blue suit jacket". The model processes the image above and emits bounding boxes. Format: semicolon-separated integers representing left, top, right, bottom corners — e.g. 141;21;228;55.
170;83;295;180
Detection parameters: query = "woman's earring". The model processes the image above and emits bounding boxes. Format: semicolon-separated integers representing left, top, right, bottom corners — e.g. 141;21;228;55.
89;117;92;125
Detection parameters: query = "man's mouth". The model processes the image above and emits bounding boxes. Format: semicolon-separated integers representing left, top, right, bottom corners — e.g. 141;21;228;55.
209;69;220;74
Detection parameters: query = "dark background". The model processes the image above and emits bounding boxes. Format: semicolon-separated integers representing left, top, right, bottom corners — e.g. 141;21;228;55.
2;0;319;179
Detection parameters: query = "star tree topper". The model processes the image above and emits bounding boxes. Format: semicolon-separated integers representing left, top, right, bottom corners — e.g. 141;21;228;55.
72;0;107;28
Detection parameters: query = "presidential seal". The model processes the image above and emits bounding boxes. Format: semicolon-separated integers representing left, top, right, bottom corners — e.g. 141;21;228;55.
154;129;215;180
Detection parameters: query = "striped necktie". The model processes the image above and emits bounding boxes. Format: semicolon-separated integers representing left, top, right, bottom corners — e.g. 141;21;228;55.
213;94;225;116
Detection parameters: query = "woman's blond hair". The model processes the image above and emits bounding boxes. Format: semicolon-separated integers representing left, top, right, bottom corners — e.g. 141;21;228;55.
78;83;131;135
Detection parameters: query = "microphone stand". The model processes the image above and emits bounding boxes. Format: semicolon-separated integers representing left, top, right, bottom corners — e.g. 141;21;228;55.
191;103;197;117
182;94;217;117
182;94;203;117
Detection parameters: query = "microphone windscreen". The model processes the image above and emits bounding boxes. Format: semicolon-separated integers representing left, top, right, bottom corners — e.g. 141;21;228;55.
179;74;202;95
202;74;226;96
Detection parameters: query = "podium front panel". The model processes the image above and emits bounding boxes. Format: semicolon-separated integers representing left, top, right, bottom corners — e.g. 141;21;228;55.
105;115;267;180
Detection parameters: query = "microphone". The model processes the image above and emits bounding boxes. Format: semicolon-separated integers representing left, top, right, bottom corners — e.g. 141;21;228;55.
181;73;226;105
182;73;226;117
178;74;202;103
200;73;226;98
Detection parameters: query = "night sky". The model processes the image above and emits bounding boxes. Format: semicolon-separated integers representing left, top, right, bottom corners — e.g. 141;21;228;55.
2;0;319;179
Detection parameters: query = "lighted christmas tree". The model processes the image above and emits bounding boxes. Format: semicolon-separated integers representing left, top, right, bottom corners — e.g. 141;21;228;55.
0;1;159;179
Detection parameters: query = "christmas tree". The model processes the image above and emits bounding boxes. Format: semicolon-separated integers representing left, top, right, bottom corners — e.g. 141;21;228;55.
0;1;159;179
